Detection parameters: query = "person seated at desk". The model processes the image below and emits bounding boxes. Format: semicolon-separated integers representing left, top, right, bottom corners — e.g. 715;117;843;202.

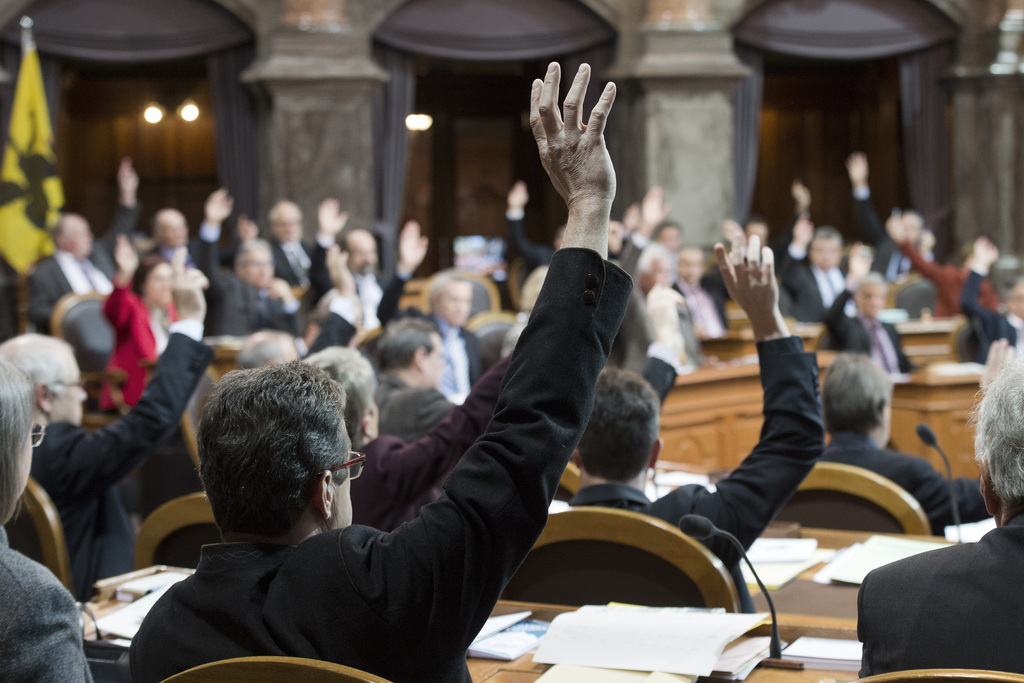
676;246;726;340
820;352;989;536
568;235;825;612
0;262;213;601
780;222;848;323
374;318;451;442
858;350;1024;675
823;244;914;376
128;61;630;683
0;360;93;682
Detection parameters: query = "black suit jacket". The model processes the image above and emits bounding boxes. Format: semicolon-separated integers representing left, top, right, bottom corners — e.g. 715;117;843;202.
961;270;1018;362
197;238;300;337
29;334;213;599
269;238;331;302
822;431;989;535
853;196;904;278
780;258;843;323
823;289;914;374
129;248;631;683
570;337;824;612
28;204;139;333
859;514;1024;675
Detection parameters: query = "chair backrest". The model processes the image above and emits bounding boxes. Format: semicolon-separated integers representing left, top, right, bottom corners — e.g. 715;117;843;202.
5;477;74;591
419;269;501;320
466;310;517;372
134;493;220;570
507;257;529;312
857;670;1024;682
893;276;937;319
554;462;582;502
161;656;393;682
502;507;741;611
51;292;115;373
952;319;982;363
775;462;931;535
180;369;218;468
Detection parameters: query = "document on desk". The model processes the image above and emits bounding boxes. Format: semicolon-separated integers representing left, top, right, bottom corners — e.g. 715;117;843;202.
532;605;767;676
819;535;950;585
95;585;174;640
743;548;836;590
535;665;694;682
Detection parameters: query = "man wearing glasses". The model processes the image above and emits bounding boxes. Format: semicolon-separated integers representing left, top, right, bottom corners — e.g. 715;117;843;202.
131;63;630;682
0;256;213;601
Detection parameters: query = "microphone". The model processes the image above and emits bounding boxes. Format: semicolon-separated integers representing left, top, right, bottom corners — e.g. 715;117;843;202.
679;514;789;664
916;423;961;543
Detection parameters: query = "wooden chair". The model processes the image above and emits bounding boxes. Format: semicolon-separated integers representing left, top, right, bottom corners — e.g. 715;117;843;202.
161;656;392;682
419;269;501;320
5;477;74;591
506;256;529;312
554;462;582;502
775;462;931;535
857;670;1024;682
951;319;982;363
50;292;114;373
502;507;741;611
134;493;220;570
893;275;937;319
180;369;218;469
466;310;517;372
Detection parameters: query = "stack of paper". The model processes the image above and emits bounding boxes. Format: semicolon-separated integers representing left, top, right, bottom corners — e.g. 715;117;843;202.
782;637;862;671
814;535;949;585
945;517;995;543
533;605;767;677
468;611;550;660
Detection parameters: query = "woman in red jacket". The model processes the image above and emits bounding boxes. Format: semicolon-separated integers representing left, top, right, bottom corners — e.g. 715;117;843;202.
102;236;177;408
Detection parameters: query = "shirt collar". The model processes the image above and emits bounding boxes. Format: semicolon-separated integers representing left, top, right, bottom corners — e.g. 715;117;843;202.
569;482;652;509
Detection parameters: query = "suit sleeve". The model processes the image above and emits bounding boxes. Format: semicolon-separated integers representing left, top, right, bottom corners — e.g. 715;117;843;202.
196;236;228;308
507;215;554;271
41;334;214;504
307;312;357;354
641;356;677;405
376;274;407;328
823;289;859;350
960;270;1004;350
307;242;332;300
648;336;823;568
337;248;631;657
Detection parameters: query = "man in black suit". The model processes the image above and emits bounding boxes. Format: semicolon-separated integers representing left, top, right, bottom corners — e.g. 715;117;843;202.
0;257;213;600
823;245;914;375
340;220;427;330
266;199;338;302
570;235;824;612
129;61;629;682
820;352;988;536
858;352;1024;675
428;271;481;403
28;157;139;333
196;189;301;338
780;222;847;323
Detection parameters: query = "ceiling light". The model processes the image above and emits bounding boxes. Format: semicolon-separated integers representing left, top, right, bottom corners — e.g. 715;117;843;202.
179;100;199;122
144;104;164;124
405;114;433;131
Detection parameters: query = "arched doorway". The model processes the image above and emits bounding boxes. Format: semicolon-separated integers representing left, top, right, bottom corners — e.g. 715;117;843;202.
372;0;616;273
732;0;959;256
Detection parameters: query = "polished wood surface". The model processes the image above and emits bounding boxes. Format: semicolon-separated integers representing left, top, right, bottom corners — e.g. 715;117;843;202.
660;354;982;479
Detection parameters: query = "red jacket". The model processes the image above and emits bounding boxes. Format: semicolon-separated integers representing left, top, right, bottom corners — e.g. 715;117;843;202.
102;284;177;409
898;240;1000;318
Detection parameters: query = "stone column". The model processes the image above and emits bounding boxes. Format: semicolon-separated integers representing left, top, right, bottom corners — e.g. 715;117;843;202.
243;0;386;236
613;1;748;247
948;6;1024;261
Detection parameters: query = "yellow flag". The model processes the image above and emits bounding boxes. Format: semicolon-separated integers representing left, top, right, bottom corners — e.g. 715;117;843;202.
0;22;64;273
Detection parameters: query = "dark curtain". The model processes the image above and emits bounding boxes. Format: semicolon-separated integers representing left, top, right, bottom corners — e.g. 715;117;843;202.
207;44;259;223
900;44;952;257
374;0;614;62
372;43;416;280
732;44;763;224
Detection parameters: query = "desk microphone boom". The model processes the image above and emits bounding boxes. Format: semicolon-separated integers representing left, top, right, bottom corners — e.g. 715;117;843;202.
916;423;961;543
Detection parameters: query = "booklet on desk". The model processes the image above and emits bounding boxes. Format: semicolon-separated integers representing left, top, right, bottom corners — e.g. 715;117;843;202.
816;535;949;585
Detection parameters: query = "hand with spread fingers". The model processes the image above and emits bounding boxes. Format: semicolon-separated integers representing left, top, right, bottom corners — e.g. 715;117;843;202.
529;62;616;257
714;234;788;343
171;247;208;323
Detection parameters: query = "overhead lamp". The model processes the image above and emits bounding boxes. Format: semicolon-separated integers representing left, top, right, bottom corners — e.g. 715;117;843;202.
178;99;200;122
405;114;433;131
143;104;165;124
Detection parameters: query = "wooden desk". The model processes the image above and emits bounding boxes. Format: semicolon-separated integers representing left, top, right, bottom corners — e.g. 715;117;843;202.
660;357;982;478
894;317;962;366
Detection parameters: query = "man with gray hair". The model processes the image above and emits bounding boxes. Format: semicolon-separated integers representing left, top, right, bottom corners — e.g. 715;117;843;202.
780;222;847;323
820;352;987;536
196;189;300;337
823;244;914;375
428;270;480;403
858;354;1024;675
374;318;451;442
236;330;300;370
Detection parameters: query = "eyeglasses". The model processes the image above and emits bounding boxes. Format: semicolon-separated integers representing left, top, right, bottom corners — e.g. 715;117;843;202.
31;424;45;448
328;451;365;481
52;379;86;392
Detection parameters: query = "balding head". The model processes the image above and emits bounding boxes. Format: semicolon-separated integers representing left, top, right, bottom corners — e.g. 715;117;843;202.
152;209;189;249
269;201;304;244
53;214;93;260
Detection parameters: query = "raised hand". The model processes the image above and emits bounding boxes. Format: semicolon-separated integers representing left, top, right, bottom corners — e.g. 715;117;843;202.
117;157;139;207
622;203;641;236
713;234;788;343
529;62;616;257
317;198;349;240
791;179;811;214
113;235;139;286
972;237;999;272
885;214;906;243
204;188;234;226
507;181;529;212
646;285;687;363
397;220;428;275
792;214;814;250
638;186;671;238
846;152;869;191
171;247;208;323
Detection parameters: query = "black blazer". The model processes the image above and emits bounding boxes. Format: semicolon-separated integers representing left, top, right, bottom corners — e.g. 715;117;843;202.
853;196;903;278
961;270;1018;362
823;289;914;374
780;258;835;323
29;334;213;599
269;238;331;302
